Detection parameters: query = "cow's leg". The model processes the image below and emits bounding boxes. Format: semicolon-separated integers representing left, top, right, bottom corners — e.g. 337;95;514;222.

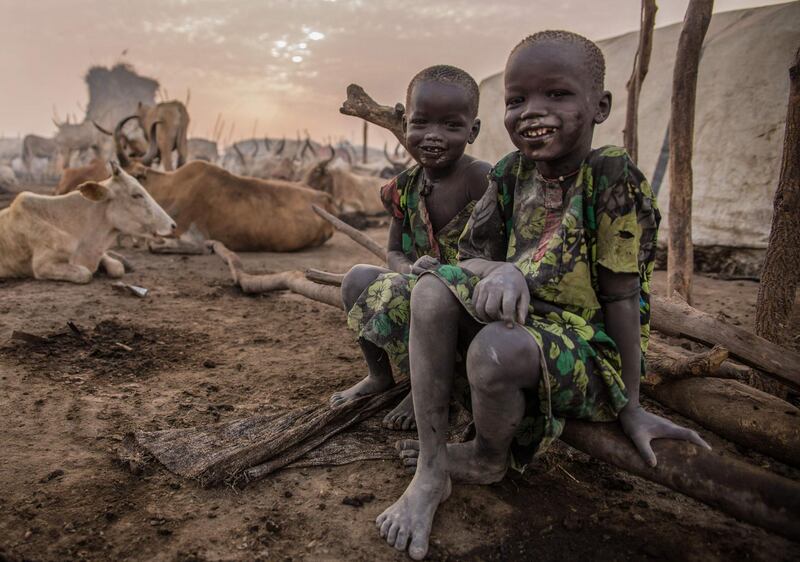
32;253;93;284
160;137;174;171
100;253;125;278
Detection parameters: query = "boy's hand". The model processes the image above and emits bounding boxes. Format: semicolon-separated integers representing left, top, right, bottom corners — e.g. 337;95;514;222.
411;255;440;275
619;405;711;467
473;263;529;325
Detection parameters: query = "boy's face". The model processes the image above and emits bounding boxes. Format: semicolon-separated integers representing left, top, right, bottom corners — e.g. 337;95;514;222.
404;81;480;170
503;42;610;169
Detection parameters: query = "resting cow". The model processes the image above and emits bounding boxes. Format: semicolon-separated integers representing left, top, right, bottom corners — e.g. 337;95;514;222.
0;161;175;283
302;150;384;215
54;116;336;252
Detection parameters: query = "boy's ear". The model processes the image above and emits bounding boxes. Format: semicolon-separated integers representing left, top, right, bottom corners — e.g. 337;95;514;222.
594;90;612;125
78;181;111;202
468;118;481;144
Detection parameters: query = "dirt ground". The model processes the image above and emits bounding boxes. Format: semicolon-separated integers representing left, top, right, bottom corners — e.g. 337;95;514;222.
1;184;798;561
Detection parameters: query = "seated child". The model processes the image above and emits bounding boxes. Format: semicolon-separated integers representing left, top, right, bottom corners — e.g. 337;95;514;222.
330;65;491;430
376;31;711;560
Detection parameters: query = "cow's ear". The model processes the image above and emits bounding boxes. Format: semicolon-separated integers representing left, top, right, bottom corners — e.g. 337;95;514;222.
78;181;110;202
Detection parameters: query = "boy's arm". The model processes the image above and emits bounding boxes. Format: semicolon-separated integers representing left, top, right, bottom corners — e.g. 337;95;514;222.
386;217;413;274
598;266;710;466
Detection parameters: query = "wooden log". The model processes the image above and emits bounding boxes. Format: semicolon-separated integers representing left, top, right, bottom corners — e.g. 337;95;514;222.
311;204;387;262
646;378;800;468
651;294;800;391
667;0;713;302
753;49;800;397
340;84;406;150
623;0;658;163
305;268;346;286
561;421;800;541
642;339;729;386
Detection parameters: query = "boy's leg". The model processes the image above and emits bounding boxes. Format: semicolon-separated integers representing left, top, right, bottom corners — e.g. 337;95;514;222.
377;274;468;559
331;264;394;407
399;322;541;483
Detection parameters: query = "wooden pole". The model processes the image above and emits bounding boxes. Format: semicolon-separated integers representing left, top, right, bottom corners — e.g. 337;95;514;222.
623;0;658;163
755;49;800;345
311;204;388;261
667;0;713;303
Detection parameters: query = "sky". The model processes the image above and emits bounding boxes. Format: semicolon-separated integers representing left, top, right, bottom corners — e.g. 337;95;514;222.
0;0;788;147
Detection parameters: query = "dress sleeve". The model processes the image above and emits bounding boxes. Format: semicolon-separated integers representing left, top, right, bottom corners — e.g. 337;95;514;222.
380;177;404;220
594;149;660;275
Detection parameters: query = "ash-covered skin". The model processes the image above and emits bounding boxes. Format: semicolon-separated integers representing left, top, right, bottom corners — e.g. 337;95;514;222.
332;75;490;433
379;36;710;561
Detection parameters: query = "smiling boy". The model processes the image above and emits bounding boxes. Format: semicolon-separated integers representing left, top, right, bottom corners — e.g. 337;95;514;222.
378;31;710;560
331;65;491;429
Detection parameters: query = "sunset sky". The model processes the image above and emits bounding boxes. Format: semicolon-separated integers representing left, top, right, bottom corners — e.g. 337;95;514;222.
0;0;786;147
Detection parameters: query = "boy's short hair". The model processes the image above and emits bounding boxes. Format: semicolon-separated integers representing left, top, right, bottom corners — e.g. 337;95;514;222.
406;65;480;117
511;30;606;94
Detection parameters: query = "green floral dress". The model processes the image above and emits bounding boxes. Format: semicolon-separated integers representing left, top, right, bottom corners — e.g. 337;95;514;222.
423;146;660;465
347;165;476;375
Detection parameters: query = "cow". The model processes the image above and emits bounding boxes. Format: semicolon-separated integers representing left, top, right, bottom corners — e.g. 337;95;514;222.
187;138;219;163
93;120;148;159
55;116;336;252
22;134;59;180
0;161;176;283
52;120;105;168
136;101;189;170
301;148;385;215
0;164;17;191
54;157;108;195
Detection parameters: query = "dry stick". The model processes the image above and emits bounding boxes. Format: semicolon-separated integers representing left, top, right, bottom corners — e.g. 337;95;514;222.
339;84;407;151
642;339;729;386
623;0;658;163
667;0;713;303
753;49;800;397
561;421;800;541
208;241;343;309
311;204;387;261
651;293;800;391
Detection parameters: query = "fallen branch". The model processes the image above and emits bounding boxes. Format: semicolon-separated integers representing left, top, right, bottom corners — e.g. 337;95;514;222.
561;421;800;541
305;268;346;286
646;378;800;468
311;204;387;261
643;339;729;386
651;294;800;391
340;84;406;150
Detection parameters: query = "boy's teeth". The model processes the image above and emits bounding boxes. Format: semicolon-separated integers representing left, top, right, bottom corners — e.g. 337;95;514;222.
522;127;556;138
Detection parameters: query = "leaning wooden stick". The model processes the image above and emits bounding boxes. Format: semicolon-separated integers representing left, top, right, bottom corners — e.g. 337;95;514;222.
305;268;346;286
311;204;387;261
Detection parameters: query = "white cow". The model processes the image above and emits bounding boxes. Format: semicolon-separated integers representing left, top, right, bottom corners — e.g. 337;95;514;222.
0;161;175;283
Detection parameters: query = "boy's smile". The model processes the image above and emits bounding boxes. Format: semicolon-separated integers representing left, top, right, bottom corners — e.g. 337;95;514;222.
404;81;480;175
504;41;610;177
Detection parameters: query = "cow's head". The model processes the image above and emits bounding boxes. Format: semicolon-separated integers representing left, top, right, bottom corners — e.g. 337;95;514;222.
302;146;337;194
78;161;176;239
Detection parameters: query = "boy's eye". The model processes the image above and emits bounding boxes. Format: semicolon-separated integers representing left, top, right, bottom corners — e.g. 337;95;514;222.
548;90;572;98
506;96;523;106
409;119;426;126
446;121;463;128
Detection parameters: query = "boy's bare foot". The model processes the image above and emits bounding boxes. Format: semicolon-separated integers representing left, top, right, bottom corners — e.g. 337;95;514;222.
376;469;452;560
382;392;416;430
397;439;507;484
330;375;393;408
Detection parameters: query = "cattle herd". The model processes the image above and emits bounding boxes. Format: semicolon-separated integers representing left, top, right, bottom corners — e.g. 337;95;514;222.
0;100;413;281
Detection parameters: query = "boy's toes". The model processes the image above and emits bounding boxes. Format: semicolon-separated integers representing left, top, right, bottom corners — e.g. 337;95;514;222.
386;522;399;545
396;439;420;452
379;518;392;538
394;528;410;551
376;512;388;527
400;416;416;430
408;530;430;560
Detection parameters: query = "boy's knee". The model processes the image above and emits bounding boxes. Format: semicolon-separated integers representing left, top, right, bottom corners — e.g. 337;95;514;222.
410;274;456;319
342;264;382;309
467;323;539;392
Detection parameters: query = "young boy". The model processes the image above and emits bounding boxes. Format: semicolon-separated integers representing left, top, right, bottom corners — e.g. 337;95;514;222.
330;65;491;430
377;31;711;560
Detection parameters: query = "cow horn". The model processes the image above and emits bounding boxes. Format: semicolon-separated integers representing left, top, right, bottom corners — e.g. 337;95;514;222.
140;121;161;166
251;139;259;158
384;142;404;167
276;138;286;155
93;120;113;136
306;138;317;158
233;143;246;167
264;137;272;151
321;144;335;168
113;115;139;167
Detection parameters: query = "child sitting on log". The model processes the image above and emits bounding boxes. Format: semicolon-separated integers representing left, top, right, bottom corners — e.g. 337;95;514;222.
377;31;711;560
330;65;491;430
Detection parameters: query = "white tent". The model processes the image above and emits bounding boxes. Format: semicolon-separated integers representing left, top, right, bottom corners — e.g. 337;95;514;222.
468;2;799;273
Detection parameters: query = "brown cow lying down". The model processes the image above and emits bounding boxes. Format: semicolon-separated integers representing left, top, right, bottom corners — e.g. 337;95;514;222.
0;162;175;283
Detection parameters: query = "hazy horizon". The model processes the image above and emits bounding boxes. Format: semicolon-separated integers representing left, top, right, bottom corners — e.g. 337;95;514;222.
0;0;788;148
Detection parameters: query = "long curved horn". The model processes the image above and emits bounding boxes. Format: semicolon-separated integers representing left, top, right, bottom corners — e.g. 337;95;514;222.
321;144;336;168
140;121;161;166
264;137;272;151
233;143;246;167
251;139;259;158
384;142;404;167
305;137;317;158
113;115;139;167
276;137;286;155
93;120;113;136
